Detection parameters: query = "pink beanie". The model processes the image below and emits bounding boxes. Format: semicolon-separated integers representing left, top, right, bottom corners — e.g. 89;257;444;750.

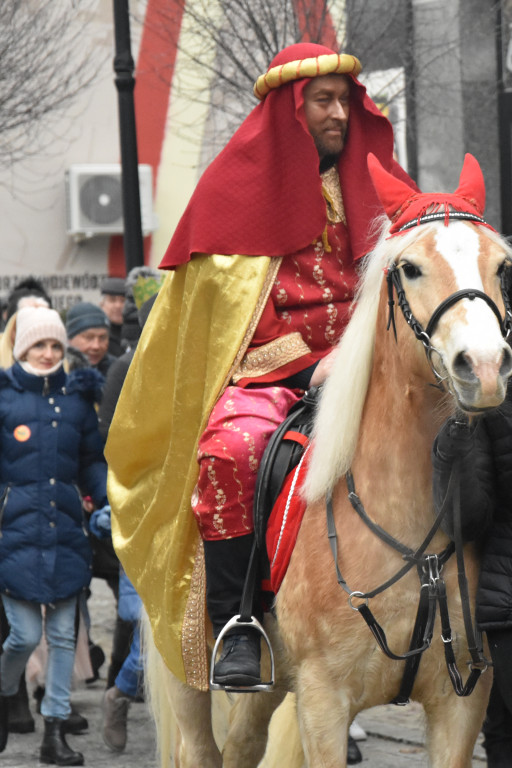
13;306;67;361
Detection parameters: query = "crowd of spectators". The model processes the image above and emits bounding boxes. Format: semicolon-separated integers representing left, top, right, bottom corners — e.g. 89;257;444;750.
0;269;163;764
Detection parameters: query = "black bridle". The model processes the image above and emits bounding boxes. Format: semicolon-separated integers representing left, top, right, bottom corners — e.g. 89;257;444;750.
386;214;512;386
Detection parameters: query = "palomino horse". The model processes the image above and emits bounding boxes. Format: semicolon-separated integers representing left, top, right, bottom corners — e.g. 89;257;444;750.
144;153;512;768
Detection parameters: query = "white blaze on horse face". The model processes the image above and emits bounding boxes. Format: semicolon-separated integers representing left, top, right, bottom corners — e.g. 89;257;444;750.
430;222;511;408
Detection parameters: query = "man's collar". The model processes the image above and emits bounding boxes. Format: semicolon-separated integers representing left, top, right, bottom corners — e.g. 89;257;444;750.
319;154;339;173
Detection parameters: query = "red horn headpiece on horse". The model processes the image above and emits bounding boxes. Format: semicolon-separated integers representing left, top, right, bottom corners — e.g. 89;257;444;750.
367;152;495;235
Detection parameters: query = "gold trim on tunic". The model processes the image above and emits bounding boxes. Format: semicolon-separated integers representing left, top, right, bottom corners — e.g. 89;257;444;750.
231;332;312;383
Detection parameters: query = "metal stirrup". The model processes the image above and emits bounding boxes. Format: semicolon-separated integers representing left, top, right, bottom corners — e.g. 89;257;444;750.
209;614;275;692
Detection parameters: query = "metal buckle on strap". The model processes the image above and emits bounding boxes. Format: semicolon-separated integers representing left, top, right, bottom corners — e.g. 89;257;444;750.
348;591;369;611
468;659;489;673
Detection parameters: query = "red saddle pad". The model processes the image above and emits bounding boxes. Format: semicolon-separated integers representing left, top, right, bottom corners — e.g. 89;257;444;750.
266;446;310;593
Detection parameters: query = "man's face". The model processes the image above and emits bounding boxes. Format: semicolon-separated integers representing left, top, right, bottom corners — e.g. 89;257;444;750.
70;327;109;366
303;74;350;160
100;294;125;325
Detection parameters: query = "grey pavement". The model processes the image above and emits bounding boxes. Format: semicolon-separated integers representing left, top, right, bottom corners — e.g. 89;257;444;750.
1;578;488;766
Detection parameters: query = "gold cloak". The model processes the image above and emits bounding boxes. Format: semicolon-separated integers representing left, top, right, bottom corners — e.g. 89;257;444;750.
105;253;280;689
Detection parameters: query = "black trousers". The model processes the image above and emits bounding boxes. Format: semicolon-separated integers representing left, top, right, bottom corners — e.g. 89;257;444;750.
483;629;512;754
203;534;261;638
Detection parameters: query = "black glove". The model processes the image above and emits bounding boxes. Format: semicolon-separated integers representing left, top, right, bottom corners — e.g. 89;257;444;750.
434;414;476;462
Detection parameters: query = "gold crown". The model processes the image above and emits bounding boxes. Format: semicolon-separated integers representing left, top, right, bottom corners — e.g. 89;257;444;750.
254;53;362;100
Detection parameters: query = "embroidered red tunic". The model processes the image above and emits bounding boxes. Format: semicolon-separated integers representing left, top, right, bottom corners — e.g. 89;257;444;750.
193;170;359;539
234;170;358;387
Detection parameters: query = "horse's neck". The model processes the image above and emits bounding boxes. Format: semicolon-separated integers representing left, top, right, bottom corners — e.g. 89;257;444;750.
351;306;448;534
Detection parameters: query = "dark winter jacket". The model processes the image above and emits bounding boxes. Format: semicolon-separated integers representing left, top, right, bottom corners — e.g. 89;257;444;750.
0;363;108;604
97;350;134;442
432;387;512;632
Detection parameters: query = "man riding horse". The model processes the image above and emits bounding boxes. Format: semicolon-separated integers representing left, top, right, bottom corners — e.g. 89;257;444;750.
106;41;416;760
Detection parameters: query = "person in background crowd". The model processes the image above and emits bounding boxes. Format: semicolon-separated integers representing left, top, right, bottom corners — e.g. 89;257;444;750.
0;279;53;733
99;278;126;358
90;510;143;754
432;399;512;768
0;275;52;369
66;302;115;378
95;272;162;752
0;306;108;766
65;302;118;690
117;267;164;355
97;267;164;437
1;277;52;331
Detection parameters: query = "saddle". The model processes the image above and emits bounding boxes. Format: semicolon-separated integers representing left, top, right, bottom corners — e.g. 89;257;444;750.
253;385;320;571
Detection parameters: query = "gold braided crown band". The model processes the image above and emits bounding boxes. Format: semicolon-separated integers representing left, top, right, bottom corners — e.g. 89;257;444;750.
253;53;362;100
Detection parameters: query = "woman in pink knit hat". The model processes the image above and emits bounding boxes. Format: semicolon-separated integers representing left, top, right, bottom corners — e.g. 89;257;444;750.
0;306;108;766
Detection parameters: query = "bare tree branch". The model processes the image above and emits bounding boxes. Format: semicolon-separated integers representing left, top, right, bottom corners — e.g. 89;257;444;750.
0;0;108;170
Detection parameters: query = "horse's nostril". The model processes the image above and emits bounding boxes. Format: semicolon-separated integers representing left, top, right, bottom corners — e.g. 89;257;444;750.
500;345;512;377
453;351;476;381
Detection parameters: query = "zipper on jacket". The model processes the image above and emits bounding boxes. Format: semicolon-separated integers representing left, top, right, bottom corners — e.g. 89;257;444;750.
0;485;11;536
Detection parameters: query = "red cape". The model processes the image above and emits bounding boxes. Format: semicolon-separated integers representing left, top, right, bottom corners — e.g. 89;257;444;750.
160;43;416;269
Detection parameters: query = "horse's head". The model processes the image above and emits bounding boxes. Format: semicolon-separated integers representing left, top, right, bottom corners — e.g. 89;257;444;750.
369;153;512;412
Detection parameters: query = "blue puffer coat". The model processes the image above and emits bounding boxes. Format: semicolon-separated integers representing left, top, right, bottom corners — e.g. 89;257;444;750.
0;363;107;604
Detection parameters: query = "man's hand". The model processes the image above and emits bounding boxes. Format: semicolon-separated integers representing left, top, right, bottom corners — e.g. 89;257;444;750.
309;349;337;387
435;415;475;461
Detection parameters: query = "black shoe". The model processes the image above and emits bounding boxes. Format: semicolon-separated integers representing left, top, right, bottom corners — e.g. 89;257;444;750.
0;695;8;753
62;707;88;735
86;642;105;684
347;734;363;764
33;684;45;714
40;717;84;766
213;632;261;687
7;676;35;733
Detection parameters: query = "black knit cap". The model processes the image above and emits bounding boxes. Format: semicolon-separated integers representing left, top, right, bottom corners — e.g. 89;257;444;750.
100;277;126;296
66;302;109;338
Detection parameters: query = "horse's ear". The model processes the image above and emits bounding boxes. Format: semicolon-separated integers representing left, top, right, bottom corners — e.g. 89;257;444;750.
367;153;418;221
453;153;486;215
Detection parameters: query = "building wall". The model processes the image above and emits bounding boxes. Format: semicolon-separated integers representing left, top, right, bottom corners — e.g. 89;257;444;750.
0;0;505;314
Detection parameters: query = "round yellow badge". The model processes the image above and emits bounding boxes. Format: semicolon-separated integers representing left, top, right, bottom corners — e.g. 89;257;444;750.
14;425;31;442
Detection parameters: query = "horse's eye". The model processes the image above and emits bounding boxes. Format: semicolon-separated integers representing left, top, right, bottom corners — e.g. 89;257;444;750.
401;262;422;280
497;261;508;278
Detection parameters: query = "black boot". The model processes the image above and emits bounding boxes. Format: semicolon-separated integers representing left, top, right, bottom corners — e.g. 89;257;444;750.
85;640;105;684
106;616;132;688
62;706;88;735
0;695;8;753
347;734;363;764
7;673;35;733
34;686;87;735
204;535;263;687
40;717;84;766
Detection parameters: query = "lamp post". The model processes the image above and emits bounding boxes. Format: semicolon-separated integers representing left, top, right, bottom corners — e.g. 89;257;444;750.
112;0;144;271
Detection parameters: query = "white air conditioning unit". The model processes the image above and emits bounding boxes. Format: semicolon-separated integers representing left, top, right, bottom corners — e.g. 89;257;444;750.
65;163;155;238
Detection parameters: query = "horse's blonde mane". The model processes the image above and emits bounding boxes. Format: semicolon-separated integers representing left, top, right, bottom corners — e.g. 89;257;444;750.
304;218;435;503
